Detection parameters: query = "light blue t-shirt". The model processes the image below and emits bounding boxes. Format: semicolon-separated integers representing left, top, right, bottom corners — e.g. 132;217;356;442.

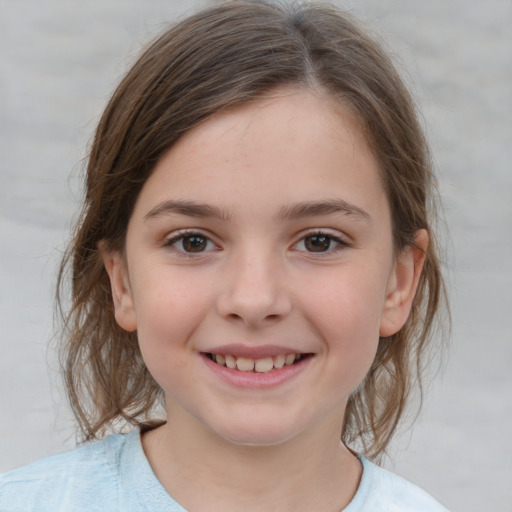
0;429;448;511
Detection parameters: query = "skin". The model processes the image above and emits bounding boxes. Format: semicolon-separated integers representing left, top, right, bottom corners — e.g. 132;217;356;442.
102;88;427;512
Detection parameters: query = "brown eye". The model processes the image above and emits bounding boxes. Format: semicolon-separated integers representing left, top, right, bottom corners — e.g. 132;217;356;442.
181;235;208;252
304;235;333;252
167;232;216;254
296;233;346;254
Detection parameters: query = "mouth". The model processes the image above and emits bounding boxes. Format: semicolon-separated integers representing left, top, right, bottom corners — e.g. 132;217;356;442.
203;352;313;374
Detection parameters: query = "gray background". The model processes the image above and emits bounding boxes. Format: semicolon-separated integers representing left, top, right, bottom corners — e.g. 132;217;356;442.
1;1;511;511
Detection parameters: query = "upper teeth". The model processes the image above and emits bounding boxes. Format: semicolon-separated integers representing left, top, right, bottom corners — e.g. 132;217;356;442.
212;353;301;373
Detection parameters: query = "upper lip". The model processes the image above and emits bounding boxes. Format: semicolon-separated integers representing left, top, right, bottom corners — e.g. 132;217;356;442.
201;344;309;359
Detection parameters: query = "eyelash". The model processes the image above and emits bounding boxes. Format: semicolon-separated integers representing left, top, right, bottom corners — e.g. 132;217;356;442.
163;229;349;256
164;230;218;256
294;230;349;255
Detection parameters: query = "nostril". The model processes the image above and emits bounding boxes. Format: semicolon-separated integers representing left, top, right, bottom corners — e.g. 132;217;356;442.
227;312;281;322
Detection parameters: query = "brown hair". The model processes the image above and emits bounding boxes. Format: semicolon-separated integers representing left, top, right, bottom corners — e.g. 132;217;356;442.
58;0;448;459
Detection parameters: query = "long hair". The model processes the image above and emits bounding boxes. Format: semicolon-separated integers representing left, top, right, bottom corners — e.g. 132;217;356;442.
57;0;448;459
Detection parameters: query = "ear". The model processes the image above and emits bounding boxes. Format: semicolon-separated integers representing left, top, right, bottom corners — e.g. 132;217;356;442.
99;243;137;332
379;229;428;337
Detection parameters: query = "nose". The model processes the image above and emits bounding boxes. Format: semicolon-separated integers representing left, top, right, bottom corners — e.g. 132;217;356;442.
216;247;292;327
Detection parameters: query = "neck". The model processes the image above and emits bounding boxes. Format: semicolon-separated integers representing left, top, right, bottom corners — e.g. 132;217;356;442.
141;406;362;512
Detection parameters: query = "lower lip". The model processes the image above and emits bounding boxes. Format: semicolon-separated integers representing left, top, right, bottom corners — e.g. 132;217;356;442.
202;354;313;389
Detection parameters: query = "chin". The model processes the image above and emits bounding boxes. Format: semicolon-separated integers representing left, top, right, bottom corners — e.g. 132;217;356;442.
210;417;303;448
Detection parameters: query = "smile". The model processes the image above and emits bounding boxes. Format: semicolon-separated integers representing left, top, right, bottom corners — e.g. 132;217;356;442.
205;353;309;374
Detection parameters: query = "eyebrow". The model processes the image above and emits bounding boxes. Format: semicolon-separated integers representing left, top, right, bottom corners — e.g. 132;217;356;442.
144;200;230;221
144;198;371;223
278;199;372;223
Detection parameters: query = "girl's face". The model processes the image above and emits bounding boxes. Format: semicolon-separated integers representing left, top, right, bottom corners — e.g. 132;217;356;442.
105;88;424;446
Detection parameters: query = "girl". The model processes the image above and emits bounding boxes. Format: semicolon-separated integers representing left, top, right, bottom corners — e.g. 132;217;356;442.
0;1;449;510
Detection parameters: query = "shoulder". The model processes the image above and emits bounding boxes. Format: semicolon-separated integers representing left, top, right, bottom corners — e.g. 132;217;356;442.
0;431;130;511
346;457;449;512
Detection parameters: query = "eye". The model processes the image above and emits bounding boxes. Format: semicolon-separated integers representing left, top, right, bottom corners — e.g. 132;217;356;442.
165;231;217;254
294;232;347;253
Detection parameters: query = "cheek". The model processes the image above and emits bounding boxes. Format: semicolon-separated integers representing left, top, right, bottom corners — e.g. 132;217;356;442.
131;275;211;376
307;265;386;331
300;264;388;371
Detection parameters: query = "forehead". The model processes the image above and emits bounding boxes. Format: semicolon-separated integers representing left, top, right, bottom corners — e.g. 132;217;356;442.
132;88;388;222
